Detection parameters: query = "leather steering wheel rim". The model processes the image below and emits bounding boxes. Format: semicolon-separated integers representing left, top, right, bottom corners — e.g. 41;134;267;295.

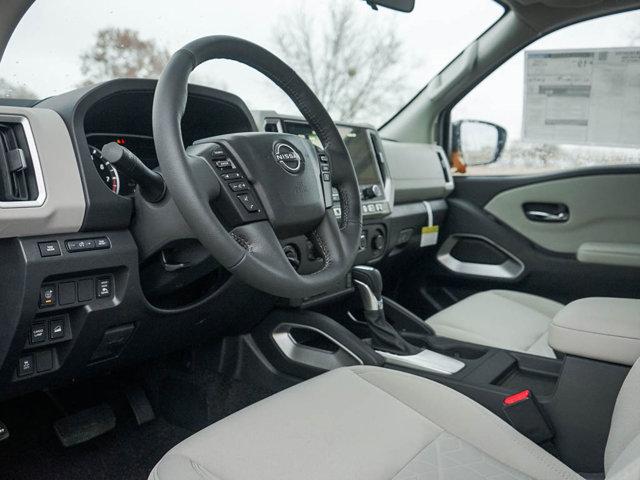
152;36;362;299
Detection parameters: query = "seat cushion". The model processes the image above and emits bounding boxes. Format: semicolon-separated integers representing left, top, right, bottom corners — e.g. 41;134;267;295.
426;290;563;358
149;366;581;480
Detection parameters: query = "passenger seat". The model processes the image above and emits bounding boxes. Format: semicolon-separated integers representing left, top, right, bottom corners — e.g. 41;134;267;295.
425;290;563;358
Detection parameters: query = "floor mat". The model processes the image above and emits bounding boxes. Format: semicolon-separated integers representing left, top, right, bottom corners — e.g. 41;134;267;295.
0;392;191;480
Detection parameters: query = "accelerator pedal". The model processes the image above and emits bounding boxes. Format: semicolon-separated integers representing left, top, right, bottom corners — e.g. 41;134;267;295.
53;403;115;447
125;384;155;426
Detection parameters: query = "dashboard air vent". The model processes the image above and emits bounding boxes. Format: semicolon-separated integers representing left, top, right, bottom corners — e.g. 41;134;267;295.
436;148;454;191
264;118;281;133
0;116;44;206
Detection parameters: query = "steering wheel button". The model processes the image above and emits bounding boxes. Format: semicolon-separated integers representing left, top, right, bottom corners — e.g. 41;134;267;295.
214;159;235;170
321;164;330;172
322;173;331;182
229;181;249;192
210;145;226;159
237;193;260;212
221;172;242;181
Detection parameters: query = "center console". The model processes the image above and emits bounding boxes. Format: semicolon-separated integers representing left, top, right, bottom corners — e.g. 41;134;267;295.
250;269;633;474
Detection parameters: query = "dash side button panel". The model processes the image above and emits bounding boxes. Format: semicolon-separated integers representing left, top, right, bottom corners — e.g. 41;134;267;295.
59;282;76;306
50;317;65;339
96;277;113;299
39;285;57;308
66;237;110;252
94;237;111;249
38;241;61;257
77;279;94;302
30;324;47;344
17;356;34;376
66;239;93;252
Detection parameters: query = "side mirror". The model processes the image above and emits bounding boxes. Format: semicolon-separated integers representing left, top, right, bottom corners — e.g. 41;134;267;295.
451;120;507;173
364;0;415;13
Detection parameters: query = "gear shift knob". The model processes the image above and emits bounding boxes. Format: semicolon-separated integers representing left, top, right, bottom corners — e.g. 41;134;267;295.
352;265;383;311
351;265;421;355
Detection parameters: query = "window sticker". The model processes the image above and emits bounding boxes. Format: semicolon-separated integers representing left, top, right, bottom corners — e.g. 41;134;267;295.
523;48;640;148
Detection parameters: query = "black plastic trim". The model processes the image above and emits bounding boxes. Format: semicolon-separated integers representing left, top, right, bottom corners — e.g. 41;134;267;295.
36;78;257;232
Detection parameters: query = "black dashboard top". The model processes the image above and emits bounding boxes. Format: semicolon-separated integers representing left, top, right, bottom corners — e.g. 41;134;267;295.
37;79;257;231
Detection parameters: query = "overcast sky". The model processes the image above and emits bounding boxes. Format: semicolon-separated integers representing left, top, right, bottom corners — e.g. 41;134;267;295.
1;1;639;133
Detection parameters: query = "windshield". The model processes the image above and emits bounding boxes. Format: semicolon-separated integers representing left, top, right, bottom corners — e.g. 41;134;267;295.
0;0;503;125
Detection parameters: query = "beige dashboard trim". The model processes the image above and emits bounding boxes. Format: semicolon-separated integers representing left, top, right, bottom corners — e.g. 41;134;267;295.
0;106;85;238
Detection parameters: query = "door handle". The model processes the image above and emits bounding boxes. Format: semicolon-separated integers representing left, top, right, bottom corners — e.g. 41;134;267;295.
523;203;569;223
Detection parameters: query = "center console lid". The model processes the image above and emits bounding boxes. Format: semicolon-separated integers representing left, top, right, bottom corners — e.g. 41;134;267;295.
549;297;640;366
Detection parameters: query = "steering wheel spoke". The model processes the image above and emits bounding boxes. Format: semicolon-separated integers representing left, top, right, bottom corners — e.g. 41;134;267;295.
187;139;268;228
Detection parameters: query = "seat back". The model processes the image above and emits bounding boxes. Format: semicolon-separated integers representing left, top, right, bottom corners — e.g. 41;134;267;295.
605;358;640;478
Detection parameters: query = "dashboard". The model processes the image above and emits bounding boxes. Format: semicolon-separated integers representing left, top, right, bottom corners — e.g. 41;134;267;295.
0;78;452;401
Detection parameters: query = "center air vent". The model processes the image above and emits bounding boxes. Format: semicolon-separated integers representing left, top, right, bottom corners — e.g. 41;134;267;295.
0;115;45;207
368;131;386;183
264;118;282;133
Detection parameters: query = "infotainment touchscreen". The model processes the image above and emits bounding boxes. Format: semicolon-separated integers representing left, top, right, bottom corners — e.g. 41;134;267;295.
283;121;383;187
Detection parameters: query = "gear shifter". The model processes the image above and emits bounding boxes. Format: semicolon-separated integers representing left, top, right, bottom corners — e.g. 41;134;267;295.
352;266;421;355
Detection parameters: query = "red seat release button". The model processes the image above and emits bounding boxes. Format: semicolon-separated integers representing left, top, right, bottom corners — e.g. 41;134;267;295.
503;389;531;406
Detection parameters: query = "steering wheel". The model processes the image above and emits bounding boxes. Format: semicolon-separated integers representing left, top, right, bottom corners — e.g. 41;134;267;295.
152;36;362;299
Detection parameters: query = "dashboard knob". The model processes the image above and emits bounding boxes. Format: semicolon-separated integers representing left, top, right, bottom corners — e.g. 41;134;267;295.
372;233;385;251
362;184;382;199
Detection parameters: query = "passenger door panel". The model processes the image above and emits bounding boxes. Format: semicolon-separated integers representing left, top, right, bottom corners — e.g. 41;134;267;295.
484;173;640;255
399;168;640;316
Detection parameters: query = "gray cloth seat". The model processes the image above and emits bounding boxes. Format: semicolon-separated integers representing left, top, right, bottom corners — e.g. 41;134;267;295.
426;290;563;358
149;363;640;480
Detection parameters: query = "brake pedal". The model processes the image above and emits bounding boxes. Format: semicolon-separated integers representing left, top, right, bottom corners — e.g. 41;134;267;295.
53;403;115;447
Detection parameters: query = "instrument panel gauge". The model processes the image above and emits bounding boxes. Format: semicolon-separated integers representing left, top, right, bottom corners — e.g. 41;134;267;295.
89;145;120;194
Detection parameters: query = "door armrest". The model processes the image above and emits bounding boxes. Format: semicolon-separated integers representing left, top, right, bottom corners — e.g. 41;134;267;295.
577;242;640;268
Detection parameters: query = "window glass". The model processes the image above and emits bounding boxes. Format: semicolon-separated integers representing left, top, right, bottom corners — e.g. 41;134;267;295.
451;10;640;175
0;0;503;126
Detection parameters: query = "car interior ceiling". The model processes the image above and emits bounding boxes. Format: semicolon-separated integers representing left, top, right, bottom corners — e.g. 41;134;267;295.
1;0;640;479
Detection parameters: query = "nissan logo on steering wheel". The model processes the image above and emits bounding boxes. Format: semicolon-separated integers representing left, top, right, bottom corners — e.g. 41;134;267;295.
273;142;303;174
